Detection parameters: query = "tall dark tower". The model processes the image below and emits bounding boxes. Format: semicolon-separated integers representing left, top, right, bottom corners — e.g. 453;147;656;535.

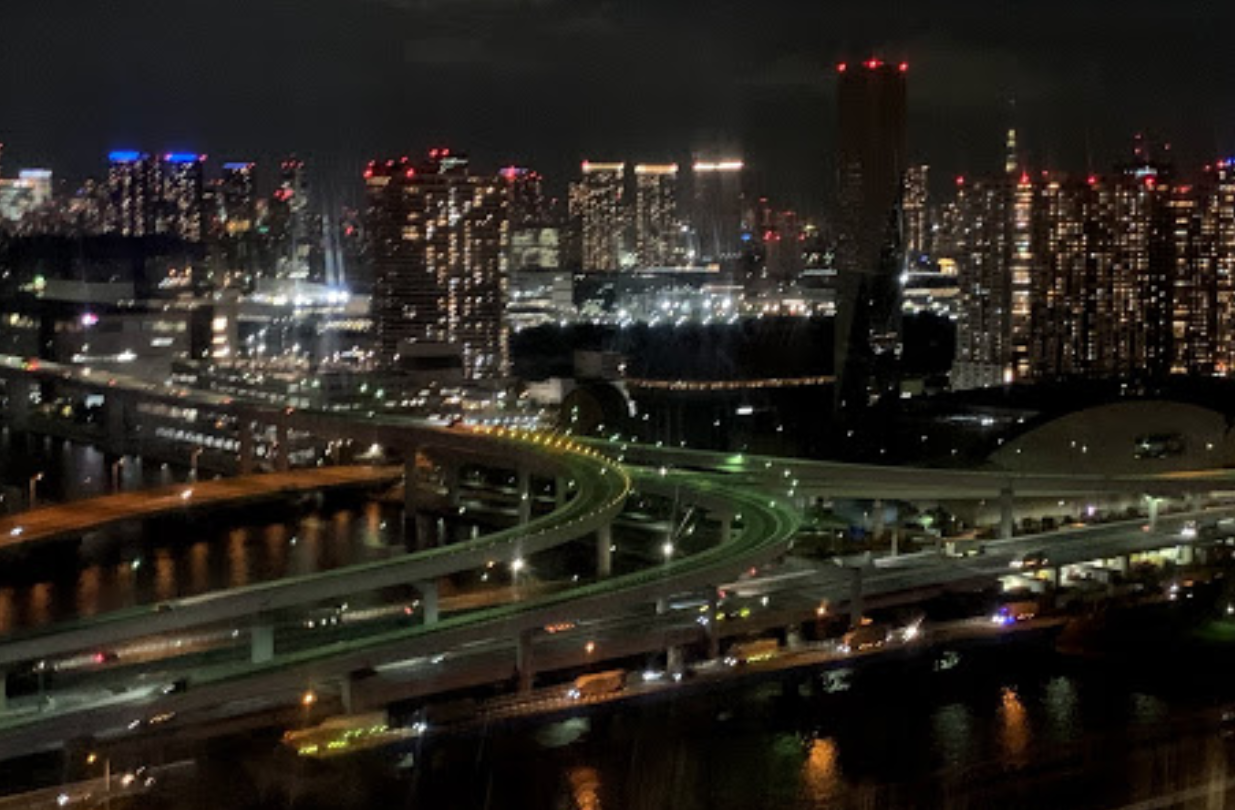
833;58;908;408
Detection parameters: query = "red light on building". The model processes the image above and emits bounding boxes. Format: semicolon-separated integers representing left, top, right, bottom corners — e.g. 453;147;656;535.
955;175;965;186
363;169;373;179
1087;174;1098;185
865;58;883;69
1020;172;1030;184
837;62;848;72
898;62;909;72
406;168;416;179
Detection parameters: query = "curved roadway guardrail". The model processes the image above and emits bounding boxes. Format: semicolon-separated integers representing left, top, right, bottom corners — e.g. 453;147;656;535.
0;429;631;667
585;438;1235;498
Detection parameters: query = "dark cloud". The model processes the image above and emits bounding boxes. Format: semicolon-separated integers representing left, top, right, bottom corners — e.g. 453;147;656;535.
1;0;1233;213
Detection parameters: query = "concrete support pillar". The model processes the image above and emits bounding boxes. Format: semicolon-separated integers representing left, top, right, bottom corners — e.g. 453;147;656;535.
516;467;532;525
339;677;354;714
1178;544;1195;566
717;512;733;546
667;646;685;675
403;458;419;516
5;378;32;431
251;622;275;664
516;629;535;693
105;397;126;452
890;526;900;557
1147;497;1160;530
418;580;439;625
443;462;461;508
237;418;254;475
1000;486;1015;540
274;420;291;472
872;499;885;542
786;626;804;650
554;477;568;509
412;513;433;550
705;591;720;659
849;568;864;629
596;524;613;578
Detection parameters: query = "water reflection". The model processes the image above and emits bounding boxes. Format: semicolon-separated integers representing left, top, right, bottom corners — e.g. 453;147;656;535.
800;737;842;807
567;765;602;810
1043;676;1080;743
931;703;976;768
997;686;1030;764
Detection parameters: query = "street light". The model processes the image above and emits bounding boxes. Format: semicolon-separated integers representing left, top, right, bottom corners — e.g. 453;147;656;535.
28;473;43;510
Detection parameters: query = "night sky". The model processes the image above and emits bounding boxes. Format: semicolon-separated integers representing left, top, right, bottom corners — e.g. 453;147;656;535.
2;0;1234;212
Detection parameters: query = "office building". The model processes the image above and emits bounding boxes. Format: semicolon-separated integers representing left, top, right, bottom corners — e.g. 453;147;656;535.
834;59;909;405
366;149;509;382
691;159;744;265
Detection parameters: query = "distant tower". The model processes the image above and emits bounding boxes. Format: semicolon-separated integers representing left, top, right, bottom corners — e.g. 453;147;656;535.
158;153;206;242
106;151;159;237
833;58;909;406
691;158;744;265
902;164;929;266
499;167;548;226
220;162;257;235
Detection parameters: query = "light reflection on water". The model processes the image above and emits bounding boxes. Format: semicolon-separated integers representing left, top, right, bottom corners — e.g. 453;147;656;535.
800;737;842;808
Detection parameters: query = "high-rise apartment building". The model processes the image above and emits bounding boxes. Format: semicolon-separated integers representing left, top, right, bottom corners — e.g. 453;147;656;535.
902;164;929;265
948;138;1235;387
106;151;158;237
500;166;548;227
633;163;680;267
158;153;205;242
571;161;626;271
950;177;1013;390
220;162;257;235
366;149;509;382
1203;160;1235;374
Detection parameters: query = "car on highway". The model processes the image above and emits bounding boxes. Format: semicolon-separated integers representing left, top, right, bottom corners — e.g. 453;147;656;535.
1010;549;1050;570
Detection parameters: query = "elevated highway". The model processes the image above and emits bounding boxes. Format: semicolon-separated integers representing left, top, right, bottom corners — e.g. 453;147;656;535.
0;466;400;550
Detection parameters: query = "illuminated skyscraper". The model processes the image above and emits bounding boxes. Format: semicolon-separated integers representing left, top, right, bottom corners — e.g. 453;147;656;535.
834;59;908;405
220;162;257;235
902;164;929;265
633;163;679;267
366;149;509;381
106;151;158;237
690;158;743;265
158;153;205;242
499;166;548;227
571;161;626;271
1202;160;1235;374
949;176;1013;390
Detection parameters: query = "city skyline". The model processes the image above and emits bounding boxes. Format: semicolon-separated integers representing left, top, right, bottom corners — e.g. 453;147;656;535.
4;1;1235;210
